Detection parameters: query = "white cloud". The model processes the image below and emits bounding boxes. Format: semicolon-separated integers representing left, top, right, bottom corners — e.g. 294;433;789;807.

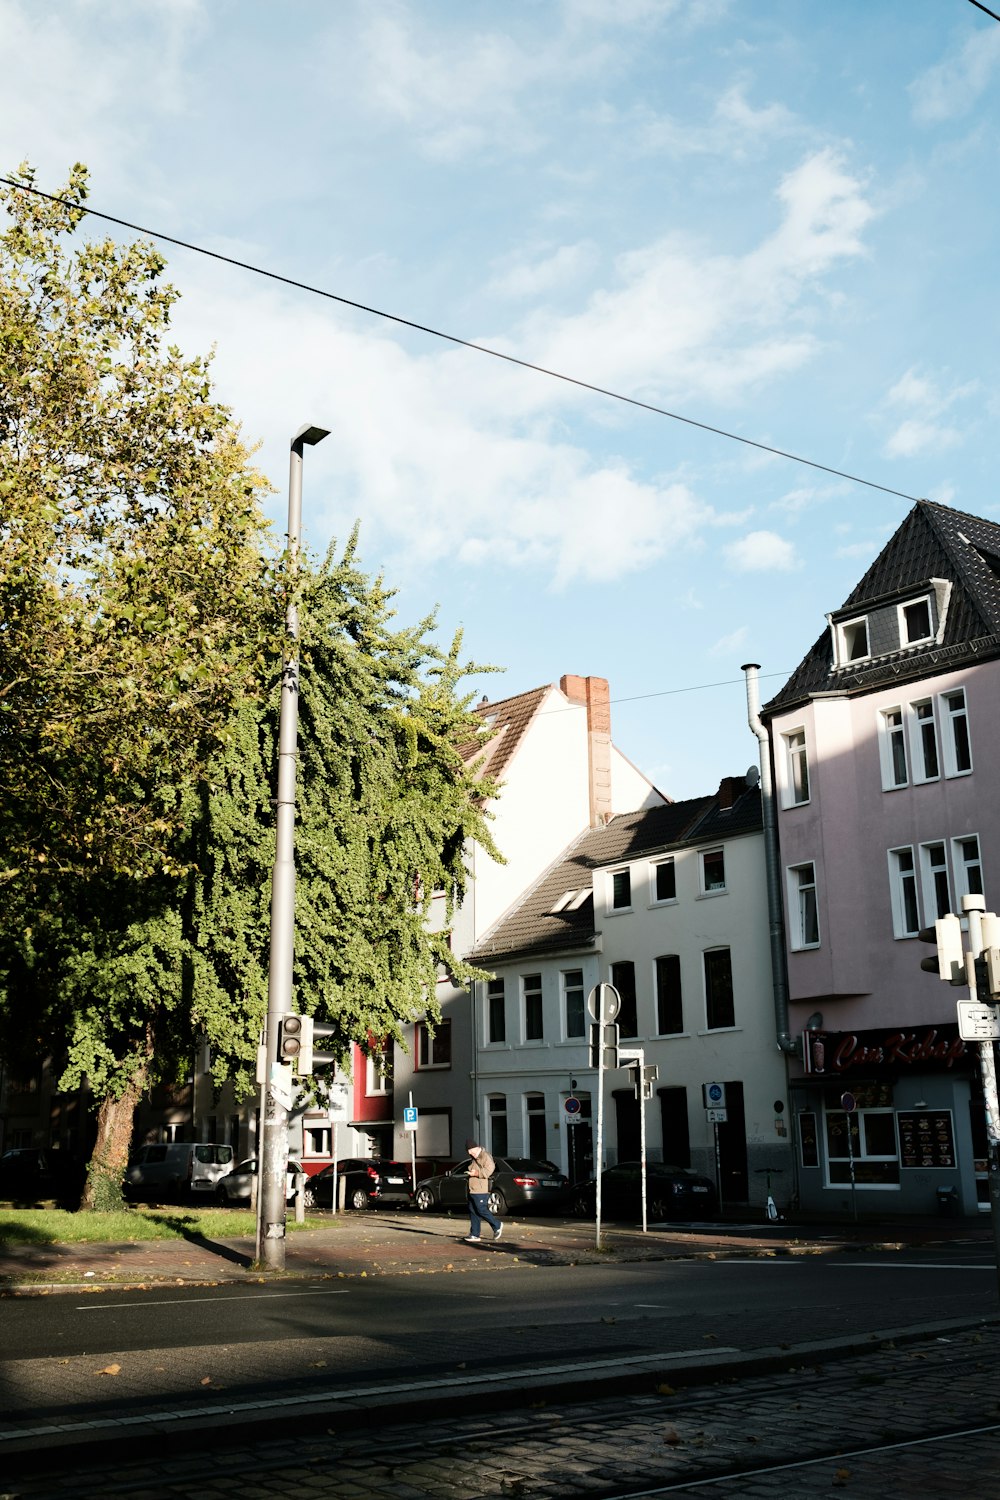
638;84;798;159
515;149;873;412
881;366;976;459
486;242;600;300
724;530;798;572
910;26;1000;124
710;624;749;656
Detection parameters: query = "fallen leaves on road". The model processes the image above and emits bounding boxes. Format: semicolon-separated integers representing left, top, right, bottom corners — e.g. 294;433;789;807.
663;1426;682;1445
96;1364;121;1377
656;1384;676;1396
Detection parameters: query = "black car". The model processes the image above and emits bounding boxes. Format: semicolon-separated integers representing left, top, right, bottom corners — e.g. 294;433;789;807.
0;1147;83;1205
573;1161;718;1221
413;1156;571;1217
309;1157;414;1211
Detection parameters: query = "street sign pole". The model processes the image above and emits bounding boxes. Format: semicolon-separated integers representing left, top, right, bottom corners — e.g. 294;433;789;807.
638;1047;647;1233
596;1014;605;1251
962;899;1000;1302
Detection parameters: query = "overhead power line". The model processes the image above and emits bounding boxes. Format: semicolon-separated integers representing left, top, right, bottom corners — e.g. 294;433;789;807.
968;1;1000;24
0;175;922;505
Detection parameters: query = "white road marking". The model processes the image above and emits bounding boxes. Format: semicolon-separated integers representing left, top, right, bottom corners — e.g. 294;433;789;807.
75;1288;351;1310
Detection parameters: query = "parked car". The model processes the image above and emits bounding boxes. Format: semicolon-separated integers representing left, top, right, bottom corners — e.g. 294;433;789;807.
413;1156;571;1217
215;1158;310;1206
123;1142;235;1201
309;1158;415;1211
0;1147;83;1205
573;1161;718;1221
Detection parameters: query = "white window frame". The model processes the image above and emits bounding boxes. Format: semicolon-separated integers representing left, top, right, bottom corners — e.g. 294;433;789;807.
651;858;677;904
699;847;727;896
522;973;544;1043
919;841;951;925
887;846;920;939
824;1105;900;1190
952;834;983;904
788;862;820;949
609;868;632;912
837;615;870;665
365;1049;390;1095
909;699;940;783
898;594;933;648
940;688;973;778
877;706;909;791
417;1019;452;1070
783;727;810;807
562;968;586;1040
486;977;506;1046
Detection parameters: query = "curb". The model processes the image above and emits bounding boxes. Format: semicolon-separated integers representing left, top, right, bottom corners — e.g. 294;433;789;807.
3;1314;995;1474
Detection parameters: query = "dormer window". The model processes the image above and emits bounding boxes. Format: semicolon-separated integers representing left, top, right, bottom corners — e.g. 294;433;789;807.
842;618;870;662
901;597;932;645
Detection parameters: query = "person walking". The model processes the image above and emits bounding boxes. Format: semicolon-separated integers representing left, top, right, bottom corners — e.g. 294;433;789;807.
462;1137;503;1243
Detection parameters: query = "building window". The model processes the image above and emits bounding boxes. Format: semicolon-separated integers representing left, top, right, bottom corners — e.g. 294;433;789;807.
942;689;972;776
487;978;506;1044
417;1019;452;1069
365;1048;390;1095
488;1095;508;1158
920;842;951;923
653;859;676;903
704;948;735;1030
562;968;586;1038
523;974;543;1041
304;1125;332;1157
700;848;726;894
655;955;683;1035
789;862;820;948
784;728;810;805
610;960;638;1037
953;835;983;902
900;596;932;645
525;1093;547;1159
825;1107;899;1187
611;869;632;911
888;847;920;938
879;707;908;789
841;617;870;663
911;700;940;782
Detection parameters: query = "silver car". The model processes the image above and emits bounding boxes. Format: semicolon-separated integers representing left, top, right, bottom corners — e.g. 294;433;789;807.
215;1157;313;1207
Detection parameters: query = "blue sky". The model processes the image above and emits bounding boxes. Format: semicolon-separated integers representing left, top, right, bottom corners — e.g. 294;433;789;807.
2;0;999;799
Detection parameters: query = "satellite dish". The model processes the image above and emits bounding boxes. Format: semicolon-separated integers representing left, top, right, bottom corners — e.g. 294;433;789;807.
745;765;760;787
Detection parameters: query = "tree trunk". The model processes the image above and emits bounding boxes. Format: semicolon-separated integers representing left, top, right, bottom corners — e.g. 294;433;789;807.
81;1032;153;1211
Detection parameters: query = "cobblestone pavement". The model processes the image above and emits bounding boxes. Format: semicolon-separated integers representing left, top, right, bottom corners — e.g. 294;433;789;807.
5;1325;999;1500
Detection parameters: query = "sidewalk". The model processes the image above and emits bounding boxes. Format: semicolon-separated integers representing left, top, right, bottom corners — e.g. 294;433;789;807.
0;1206;992;1291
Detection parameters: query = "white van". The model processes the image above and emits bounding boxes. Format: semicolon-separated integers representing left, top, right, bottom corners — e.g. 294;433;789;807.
124;1142;235;1201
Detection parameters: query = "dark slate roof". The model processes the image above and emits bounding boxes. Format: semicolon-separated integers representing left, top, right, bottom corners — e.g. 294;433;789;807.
470;783;762;966
764;500;1000;715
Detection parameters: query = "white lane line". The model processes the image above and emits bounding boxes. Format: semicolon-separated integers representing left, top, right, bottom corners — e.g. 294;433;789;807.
831;1261;994;1270
75;1289;351;1310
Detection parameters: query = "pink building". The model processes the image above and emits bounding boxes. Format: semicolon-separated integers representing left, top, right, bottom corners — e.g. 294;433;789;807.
763;500;1000;1217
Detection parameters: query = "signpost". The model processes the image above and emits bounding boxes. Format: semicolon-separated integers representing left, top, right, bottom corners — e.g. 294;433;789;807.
841;1090;858;1221
703;1083;726;1214
588;983;621;1250
404;1097;419;1193
957;1000;1000;1042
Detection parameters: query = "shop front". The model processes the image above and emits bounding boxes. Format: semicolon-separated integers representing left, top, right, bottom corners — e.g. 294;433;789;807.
792;1023;987;1218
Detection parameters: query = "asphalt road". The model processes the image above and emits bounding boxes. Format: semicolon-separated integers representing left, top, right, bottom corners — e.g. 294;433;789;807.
3;1244;995;1386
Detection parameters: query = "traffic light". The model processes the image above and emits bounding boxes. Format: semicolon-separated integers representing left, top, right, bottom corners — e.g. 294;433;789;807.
627;1062;660;1099
975;949;1000;1001
918;914;965;984
589;1021;619;1069
277;1013;313;1072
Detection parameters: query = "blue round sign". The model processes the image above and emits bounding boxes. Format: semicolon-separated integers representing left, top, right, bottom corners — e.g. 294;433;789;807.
564;1096;581;1116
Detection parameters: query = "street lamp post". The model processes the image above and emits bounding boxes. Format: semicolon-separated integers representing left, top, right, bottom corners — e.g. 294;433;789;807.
257;423;329;1271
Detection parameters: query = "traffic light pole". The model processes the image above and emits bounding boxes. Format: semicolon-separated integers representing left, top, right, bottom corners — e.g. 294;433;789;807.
961;899;1000;1302
258;424;328;1272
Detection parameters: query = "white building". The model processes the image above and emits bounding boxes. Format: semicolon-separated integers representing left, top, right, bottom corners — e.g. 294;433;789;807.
466;776;792;1211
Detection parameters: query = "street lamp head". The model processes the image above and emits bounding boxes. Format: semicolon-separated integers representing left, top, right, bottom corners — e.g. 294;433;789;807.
292;423;330;449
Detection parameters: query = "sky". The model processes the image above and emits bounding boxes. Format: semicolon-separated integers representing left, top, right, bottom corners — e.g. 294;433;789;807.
2;0;999;801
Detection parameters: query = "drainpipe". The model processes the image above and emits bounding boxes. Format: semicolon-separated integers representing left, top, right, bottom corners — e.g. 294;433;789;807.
741;664;796;1056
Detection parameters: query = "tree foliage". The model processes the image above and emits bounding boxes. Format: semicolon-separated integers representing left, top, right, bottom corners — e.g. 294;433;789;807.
0;165;502;1206
0;162;275;886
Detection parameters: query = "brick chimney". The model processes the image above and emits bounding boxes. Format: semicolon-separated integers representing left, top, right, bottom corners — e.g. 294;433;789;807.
560;674;612;827
716;775;744;810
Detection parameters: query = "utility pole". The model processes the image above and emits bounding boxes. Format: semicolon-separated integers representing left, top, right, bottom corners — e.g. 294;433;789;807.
257;423;329;1272
959;895;1000;1301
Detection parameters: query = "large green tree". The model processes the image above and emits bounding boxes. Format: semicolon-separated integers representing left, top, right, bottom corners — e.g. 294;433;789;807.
0;166;500;1208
